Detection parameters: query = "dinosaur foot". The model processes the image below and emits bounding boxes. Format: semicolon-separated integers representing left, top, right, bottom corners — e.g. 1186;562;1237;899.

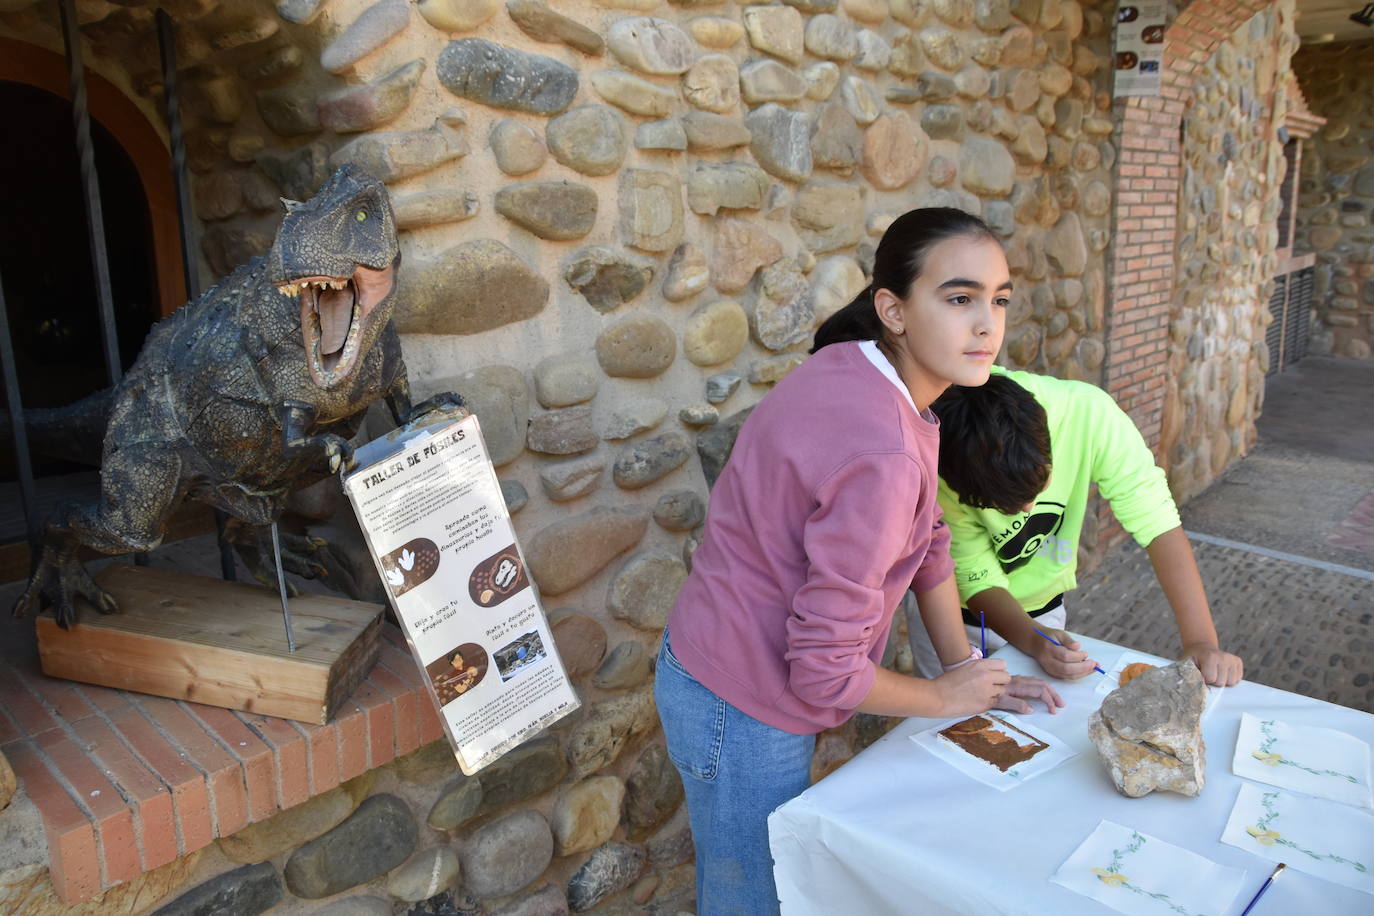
230;524;333;595
13;546;118;629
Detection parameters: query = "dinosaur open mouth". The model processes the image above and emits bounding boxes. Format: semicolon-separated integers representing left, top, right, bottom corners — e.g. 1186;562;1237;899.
277;263;394;389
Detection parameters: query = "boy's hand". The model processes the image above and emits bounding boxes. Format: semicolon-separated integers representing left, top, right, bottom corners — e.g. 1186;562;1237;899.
992;675;1065;715
1032;628;1100;680
1183;643;1243;686
935;658;1011;717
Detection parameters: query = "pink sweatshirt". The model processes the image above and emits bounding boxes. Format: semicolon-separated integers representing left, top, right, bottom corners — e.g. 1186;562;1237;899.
667;342;953;734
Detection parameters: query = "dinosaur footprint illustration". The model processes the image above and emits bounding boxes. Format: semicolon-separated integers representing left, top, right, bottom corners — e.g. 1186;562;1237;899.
379;538;439;597
468;545;528;608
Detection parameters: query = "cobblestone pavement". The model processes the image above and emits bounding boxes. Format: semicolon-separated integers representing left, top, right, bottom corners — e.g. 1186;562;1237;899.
1074;357;1374;714
1072;539;1373;713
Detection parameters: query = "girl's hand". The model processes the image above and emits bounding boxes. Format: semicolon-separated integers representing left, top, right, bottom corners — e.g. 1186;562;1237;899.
935;658;1010;717
992;675;1065;715
1183;644;1243;686
1032;628;1099;680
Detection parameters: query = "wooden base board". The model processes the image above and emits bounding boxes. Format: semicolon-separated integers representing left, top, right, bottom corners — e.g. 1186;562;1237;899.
36;565;385;725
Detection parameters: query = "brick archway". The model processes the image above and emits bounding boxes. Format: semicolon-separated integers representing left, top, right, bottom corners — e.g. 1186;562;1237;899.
0;37;186;317
1104;0;1271;449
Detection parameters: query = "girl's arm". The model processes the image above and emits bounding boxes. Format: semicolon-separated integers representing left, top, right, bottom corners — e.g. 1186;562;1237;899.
1146;526;1243;686
855;658;1009;718
913;575;975;666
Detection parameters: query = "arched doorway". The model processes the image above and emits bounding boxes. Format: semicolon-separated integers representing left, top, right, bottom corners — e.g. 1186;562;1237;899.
0;80;159;418
0;38;188;562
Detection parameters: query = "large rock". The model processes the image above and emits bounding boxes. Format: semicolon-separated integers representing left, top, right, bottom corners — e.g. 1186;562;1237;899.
751;259;815;350
317;60;424;133
417;0;501;30
810;101;862;173
284;795;417;898
619;169;684;252
682;54;740;112
525;507;649;595
742;4;804;63
386;846;461;903
460;811;553;899
490;119;547;174
219;779;370;863
566;843;646;911
607;550;688;627
437;39;578;115
863;112;927;190
683;299;749;366
330;113;467;182
681;111;753;150
590;69;675;116
567;688;657;775
547;106;627;176
563;247;652;313
959;134;1015;197
152;862;282;916
419;364;529;466
396;238;548;335
712;218;783;292
687;162;770;215
496;181;598;240
747;104;813;182
792;181;863;253
552;776;625;856
662;242;709;301
507;0;605;56
623;744;683;839
596;314;677;378
1089;662;1208;798
607;17;694;73
321;0;410;73
612;434;692;491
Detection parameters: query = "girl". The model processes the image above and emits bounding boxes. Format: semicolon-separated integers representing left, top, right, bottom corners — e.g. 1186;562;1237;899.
655;208;1063;916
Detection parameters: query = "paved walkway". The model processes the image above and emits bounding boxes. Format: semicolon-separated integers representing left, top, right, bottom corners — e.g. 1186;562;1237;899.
1074;357;1374;713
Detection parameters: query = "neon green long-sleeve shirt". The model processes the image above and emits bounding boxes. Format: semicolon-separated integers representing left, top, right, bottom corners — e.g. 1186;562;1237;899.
939;368;1181;612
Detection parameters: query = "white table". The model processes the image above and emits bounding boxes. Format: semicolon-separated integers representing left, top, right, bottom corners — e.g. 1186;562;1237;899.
769;635;1374;915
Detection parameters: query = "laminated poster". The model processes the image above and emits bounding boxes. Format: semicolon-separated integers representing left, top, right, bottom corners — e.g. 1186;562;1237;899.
344;409;579;774
1112;1;1167;98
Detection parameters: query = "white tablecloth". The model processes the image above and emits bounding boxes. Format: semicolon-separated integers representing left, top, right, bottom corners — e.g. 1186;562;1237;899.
769;635;1374;915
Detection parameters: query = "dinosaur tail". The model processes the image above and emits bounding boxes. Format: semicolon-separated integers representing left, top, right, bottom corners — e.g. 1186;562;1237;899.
0;388;114;467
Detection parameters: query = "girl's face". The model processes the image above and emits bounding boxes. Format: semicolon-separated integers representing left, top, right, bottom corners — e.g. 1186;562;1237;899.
874;236;1011;410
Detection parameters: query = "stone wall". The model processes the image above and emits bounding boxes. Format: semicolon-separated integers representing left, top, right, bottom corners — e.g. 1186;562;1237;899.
0;0;1124;909
1293;39;1374;361
1159;1;1296;503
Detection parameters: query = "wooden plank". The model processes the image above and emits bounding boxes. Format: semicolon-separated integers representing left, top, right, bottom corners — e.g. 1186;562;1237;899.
36;566;383;725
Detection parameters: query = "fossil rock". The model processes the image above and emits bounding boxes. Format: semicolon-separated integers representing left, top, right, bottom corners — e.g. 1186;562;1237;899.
1088;661;1207;798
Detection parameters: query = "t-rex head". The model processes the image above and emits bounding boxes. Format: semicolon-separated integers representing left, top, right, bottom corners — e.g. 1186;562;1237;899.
267;165;400;390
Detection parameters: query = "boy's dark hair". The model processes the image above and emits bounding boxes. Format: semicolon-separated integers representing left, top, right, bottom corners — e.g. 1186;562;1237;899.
932;375;1052;515
811;207;999;353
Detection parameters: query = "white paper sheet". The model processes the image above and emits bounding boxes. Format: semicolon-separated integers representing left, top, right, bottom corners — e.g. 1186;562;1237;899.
1232;713;1374;810
1095;648;1224;717
909;712;1075;790
1051;820;1245;916
1222;783;1374;896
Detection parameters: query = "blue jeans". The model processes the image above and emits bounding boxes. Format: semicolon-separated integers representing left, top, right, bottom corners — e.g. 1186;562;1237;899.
655;631;816;916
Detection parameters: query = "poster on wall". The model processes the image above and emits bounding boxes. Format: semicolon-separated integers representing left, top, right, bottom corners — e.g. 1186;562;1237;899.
343;408;579;775
1113;2;1167;98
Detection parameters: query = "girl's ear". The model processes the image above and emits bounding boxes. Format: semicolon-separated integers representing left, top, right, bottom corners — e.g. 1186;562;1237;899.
873;288;906;336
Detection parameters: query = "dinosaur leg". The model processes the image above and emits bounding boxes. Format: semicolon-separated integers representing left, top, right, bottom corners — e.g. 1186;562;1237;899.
223;519;333;593
14;448;182;628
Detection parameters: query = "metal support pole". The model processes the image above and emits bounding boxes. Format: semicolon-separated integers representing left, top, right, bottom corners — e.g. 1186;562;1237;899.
270;522;298;653
0;276;40;548
58;0;121;389
157;8;236;582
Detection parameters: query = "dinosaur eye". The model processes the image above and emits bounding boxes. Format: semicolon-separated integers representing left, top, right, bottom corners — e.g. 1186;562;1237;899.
355;209;369;222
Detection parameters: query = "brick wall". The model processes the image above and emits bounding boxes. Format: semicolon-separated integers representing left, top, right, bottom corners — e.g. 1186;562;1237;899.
1095;0;1273;550
0;624;440;903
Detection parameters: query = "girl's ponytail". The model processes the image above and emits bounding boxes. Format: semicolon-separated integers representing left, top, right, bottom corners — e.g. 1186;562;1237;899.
810;284;881;353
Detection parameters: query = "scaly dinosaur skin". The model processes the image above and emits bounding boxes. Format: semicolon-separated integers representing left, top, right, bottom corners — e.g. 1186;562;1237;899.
14;165;460;628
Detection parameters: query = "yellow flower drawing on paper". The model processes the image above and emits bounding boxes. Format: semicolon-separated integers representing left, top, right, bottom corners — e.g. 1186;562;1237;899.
1253;720;1360;783
1248;792;1368;873
1251;750;1283;767
1092;832;1195;915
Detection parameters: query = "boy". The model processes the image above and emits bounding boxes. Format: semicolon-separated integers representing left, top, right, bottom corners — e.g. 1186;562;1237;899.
908;368;1243;687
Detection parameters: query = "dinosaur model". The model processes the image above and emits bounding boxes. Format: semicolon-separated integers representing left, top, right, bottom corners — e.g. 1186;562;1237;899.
13;164;460;629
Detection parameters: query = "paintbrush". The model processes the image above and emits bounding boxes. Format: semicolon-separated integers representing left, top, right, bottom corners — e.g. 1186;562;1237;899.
1238;862;1285;916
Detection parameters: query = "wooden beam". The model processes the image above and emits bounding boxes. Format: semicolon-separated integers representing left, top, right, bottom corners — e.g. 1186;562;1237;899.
36;565;384;725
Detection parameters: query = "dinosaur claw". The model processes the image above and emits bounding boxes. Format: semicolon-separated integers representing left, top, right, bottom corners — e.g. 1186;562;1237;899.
330;454;341;474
